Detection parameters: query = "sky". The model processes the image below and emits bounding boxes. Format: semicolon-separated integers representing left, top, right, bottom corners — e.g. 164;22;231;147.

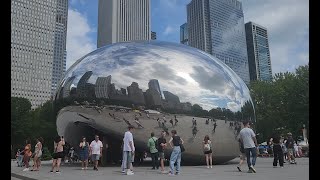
66;0;309;75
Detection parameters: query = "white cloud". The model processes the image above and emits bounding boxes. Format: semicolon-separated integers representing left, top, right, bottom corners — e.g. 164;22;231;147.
66;9;96;70
163;25;175;35
242;0;309;74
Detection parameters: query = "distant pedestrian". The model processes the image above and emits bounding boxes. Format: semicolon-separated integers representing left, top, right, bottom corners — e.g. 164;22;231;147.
147;132;159;170
157;118;161;127
294;143;299;158
121;125;135;175
174;117;178;126
134;118;144;128
192;126;198;137
205;119;209;125
50;136;65;173
203;135;213;168
237;138;246;172
282;139;288;161
90;135;103;171
286;133;296;164
79;136;89;170
168;130;184;176
192;118;195;127
31;137;43;171
272;135;284;168
157;131;167;173
22;139;32;171
239;121;258;173
213;122;217;133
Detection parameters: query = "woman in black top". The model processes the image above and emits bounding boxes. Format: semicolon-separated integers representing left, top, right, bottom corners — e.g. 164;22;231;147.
168;130;184;175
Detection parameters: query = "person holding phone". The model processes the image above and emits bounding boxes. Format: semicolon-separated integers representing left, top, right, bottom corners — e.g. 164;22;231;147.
50;136;65;173
79;136;89;170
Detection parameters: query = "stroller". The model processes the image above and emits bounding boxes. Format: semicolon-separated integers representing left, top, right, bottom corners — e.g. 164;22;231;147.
16;149;24;167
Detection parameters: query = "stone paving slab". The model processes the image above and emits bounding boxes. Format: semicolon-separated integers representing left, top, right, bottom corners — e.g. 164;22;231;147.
11;157;309;180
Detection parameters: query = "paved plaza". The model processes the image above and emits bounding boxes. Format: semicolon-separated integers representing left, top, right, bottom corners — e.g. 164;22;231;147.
11;157;309;180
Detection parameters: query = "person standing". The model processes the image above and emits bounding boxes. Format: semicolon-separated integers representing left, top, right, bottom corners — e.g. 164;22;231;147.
90;135;103;171
31;137;43;171
272;135;284;168
147;132;159;170
157;131;167;173
168;130;184;176
203;135;213;168
22;139;32;171
213;122;217;133
239;121;258;173
294;143;300;158
286;133;296;164
50;136;65;173
236;138;246;172
121;125;135;175
79;136;89;170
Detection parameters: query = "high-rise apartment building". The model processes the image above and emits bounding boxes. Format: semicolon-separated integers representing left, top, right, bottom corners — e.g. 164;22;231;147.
187;0;250;84
11;0;68;109
97;0;151;48
151;31;156;40
52;1;68;97
180;23;189;45
245;22;272;81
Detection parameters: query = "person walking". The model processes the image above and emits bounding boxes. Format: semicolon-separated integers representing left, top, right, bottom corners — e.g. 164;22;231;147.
157;131;167;173
168;130;184;176
31;137;43;171
90;135;103;171
236;138;246;172
213;122;217;133
272;135;284;168
286;133;296;164
22;139;32;171
50;136;65;173
147;132;159;170
79;136;89;170
239;121;258;173
203;135;213;168
121;125;135;175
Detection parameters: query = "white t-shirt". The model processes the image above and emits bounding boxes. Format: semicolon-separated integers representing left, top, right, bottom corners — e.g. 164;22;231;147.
123;131;135;152
90;140;103;154
239;127;256;149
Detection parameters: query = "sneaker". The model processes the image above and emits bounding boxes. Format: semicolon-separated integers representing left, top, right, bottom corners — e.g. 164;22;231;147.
127;170;134;175
161;170;167;174
168;172;175;176
23;168;29;171
210;166;213;168
207;166;210;168
81;168;84;170
55;171;61;174
50;170;54;173
249;165;256;173
95;168;99;171
175;172;180;175
121;170;126;174
237;166;242;172
85;167;88;170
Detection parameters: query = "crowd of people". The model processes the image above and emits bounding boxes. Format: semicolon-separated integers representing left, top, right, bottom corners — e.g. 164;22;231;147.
15;120;303;175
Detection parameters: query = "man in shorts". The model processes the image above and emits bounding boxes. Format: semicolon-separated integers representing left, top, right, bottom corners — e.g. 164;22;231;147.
90;135;103;171
157;131;167;173
121;125;135;175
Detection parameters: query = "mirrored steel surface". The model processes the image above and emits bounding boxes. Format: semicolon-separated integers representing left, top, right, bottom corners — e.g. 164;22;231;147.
55;41;255;164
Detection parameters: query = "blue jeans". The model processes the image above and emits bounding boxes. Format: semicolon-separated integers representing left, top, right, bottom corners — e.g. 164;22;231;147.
245;147;257;168
169;146;181;173
121;151;132;171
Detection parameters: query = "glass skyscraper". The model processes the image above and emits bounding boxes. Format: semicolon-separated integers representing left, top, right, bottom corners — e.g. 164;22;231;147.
245;22;272;81
11;0;68;109
187;0;250;84
180;23;189;45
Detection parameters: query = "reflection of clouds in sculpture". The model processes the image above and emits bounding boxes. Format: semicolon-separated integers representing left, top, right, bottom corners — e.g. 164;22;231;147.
59;41;253;112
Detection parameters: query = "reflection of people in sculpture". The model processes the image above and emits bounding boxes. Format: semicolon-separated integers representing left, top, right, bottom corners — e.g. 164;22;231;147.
123;118;132;126
213;122;217;133
192;118;195;127
192;126;198;137
205;119;209;125
174;118;178;126
146;113;150;119
169;119;174;127
134;119;144;128
157;118;161;128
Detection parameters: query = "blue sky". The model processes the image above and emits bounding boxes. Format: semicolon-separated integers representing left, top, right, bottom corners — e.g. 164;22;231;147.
67;0;309;74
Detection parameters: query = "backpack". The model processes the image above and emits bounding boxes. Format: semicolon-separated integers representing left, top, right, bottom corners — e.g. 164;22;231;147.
204;143;210;151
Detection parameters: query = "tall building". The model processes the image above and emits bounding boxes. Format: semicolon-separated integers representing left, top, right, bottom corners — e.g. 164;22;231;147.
245;22;272;81
180;23;189;45
187;0;250;84
97;0;151;48
11;0;68;109
148;79;162;99
52;1;68;97
95;76;112;98
77;71;93;97
151;31;156;40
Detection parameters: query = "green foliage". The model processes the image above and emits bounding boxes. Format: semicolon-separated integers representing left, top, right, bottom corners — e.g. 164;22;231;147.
41;147;52;161
250;64;309;142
